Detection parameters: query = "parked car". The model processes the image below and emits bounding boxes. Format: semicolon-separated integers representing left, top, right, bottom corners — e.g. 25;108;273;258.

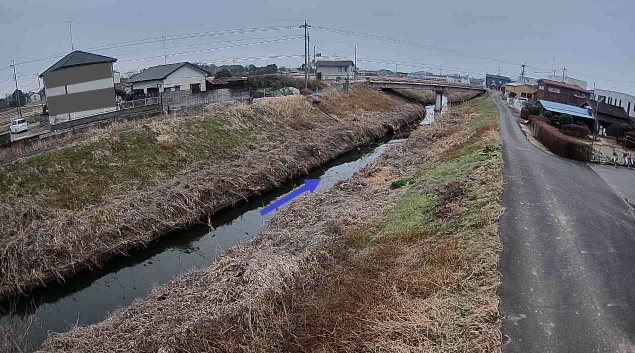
10;118;28;134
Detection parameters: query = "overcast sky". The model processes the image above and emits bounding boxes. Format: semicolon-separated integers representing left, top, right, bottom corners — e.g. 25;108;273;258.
0;0;633;96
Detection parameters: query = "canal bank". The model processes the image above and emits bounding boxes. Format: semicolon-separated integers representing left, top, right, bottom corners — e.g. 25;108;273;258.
0;89;423;301
39;97;502;353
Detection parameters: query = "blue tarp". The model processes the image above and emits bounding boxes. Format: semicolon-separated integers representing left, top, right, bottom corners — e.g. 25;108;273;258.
539;100;593;120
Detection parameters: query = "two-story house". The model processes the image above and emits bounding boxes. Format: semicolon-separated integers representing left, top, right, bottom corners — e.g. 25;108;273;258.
315;60;355;82
534;79;590;106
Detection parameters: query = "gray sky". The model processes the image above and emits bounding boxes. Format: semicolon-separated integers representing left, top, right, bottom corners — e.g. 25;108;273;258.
0;0;633;96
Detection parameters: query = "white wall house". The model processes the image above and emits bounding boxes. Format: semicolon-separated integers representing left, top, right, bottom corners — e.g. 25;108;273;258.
315;60;355;81
41;51;119;124
128;62;210;95
593;88;635;119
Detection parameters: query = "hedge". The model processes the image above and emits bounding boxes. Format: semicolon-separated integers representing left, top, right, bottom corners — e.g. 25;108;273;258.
606;123;632;139
532;121;590;161
562;124;591;138
520;108;529;119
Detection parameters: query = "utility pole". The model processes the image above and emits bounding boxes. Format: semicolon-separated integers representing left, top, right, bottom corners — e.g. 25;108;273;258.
299;21;311;89
498;66;501;76
37;72;44;111
162;36;167;64
313;45;316;80
551;57;556;76
65;20;75;51
354;45;357;80
11;60;23;120
562;66;567;82
520;62;526;83
395;64;398;77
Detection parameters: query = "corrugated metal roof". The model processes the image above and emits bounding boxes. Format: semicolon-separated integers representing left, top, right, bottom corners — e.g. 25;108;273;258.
539;100;593;120
128;62;211;83
315;60;355;67
41;51;117;75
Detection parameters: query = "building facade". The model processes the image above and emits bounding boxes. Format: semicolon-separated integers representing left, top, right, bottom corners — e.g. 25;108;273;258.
504;82;536;99
485;74;512;91
580;100;632;134
41;51;118;123
315;60;355;81
534;79;590;106
129;62;211;96
592;88;635;119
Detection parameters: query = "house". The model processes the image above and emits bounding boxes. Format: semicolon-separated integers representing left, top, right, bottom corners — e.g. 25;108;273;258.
485;74;512;91
40;50;118;122
128;62;212;96
592;88;635;119
534;79;591;106
580;100;632;134
504;82;536;100
315;60;355;81
547;75;587;90
537;99;594;129
27;92;41;103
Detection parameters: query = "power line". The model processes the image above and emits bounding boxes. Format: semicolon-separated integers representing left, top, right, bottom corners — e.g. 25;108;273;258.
115;36;302;64
312;25;524;67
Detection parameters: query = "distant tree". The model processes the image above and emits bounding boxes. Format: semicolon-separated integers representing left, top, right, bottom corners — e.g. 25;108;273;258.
10;90;27;107
214;69;232;79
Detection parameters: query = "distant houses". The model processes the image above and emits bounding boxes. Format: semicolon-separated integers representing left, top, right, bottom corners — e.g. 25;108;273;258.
40;50;118;122
486;74;512;91
128;62;212;96
504;82;536;100
315;60;355;81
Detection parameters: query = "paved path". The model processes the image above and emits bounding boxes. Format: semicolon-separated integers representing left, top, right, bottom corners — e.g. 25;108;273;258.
495;94;635;352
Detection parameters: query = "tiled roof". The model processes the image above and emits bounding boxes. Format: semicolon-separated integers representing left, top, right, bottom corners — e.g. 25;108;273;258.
41;51;117;75
540;79;589;93
128;62;211;83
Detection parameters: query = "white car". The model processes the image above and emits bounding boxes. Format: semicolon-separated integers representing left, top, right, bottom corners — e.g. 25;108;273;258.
10;118;28;134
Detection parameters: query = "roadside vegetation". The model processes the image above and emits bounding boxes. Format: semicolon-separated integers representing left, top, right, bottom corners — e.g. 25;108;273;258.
0;88;423;301
40;97;502;353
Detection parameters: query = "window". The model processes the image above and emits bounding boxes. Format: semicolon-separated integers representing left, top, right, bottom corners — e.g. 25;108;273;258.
343;66;348;72
628;102;632;114
548;86;561;93
539;85;545;90
338;67;342;72
619;99;622;107
175;86;181;91
573;92;587;98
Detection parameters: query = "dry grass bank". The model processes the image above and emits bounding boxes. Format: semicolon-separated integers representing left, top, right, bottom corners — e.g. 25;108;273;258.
0;89;422;301
39;97;502;353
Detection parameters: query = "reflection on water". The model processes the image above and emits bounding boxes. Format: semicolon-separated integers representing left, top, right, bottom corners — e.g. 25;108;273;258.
0;129;412;348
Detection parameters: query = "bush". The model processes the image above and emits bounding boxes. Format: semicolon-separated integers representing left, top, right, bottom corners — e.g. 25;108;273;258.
606;123;632;140
528;106;541;116
543;111;553;119
562;124;590;138
520;107;529;119
533;121;590;161
246;74;326;91
558;114;573;126
300;88;313;96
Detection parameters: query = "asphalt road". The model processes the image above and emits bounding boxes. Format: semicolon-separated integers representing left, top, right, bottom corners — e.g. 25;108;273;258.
495;94;635;352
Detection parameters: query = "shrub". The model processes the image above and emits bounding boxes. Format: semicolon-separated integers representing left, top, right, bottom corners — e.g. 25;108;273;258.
533;121;590;161
558;114;573;126
543;111;553;119
537;115;551;124
520;107;529;119
528;106;541;116
300;88;313;96
606;123;632;140
562;124;590;138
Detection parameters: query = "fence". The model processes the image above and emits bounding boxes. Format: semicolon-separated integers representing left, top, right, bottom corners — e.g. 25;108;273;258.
161;88;251;111
117;97;160;110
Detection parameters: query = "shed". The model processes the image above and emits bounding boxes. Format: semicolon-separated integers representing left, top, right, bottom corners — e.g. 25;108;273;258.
580;100;631;133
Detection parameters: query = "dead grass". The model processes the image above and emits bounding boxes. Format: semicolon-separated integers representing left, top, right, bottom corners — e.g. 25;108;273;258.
39;97;502;353
0;88;424;302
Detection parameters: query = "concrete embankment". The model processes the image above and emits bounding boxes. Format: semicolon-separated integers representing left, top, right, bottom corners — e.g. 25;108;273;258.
39;97;503;353
0;89;423;301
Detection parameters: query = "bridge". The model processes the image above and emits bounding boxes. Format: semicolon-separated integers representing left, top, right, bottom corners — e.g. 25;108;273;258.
366;80;487;112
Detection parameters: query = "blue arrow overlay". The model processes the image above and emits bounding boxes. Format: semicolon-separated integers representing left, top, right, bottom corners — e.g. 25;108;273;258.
260;179;321;216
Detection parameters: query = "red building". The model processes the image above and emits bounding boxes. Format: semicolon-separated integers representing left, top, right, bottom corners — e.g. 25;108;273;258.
534;79;591;106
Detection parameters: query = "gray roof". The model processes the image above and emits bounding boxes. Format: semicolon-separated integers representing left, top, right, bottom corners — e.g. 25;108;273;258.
128;62;211;83
315;60;355;67
581;100;629;120
41;51;117;76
